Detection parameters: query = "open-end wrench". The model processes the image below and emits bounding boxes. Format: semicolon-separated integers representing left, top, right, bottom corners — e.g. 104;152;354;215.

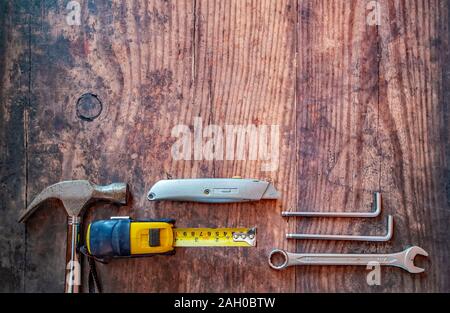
268;246;428;274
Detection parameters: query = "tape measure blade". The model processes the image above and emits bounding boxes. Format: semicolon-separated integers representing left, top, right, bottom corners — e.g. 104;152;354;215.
173;227;256;247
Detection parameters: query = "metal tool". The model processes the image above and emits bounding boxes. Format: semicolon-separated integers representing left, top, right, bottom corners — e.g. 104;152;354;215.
268;246;428;273
286;215;394;242
147;178;280;203
18;180;128;293
282;192;382;218
86;218;256;261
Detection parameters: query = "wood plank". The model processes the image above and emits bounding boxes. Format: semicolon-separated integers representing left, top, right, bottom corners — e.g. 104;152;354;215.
23;0;203;292
90;0;210;292
296;0;450;292
377;0;450;292
0;0;27;292
186;0;297;292
3;0;448;293
296;0;386;292
23;0;298;292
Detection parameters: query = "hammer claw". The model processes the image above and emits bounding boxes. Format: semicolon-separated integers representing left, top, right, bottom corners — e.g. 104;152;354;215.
18;180;128;223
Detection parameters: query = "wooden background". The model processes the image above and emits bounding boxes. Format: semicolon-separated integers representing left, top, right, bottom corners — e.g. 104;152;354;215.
1;0;449;293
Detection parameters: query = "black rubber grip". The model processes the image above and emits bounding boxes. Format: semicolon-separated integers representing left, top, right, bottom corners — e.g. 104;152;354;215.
88;219;131;258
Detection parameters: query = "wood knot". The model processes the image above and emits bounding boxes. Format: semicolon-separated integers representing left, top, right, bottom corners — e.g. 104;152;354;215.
76;93;102;122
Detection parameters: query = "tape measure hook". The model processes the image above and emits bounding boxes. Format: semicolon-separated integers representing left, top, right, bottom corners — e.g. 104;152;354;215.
232;227;257;246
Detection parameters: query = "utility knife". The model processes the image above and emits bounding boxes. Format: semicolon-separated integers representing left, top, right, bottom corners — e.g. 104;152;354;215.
147;178;280;203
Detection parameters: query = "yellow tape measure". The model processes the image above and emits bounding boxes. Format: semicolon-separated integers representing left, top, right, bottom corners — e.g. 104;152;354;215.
173;227;257;247
87;219;257;259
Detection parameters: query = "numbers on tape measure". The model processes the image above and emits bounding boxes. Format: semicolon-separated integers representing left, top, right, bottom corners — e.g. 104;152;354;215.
173;227;255;247
177;230;241;238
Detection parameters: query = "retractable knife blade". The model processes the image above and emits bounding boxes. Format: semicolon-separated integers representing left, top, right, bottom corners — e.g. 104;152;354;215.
147;178;280;203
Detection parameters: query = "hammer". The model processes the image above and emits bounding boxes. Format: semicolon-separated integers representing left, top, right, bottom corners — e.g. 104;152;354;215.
18;180;128;293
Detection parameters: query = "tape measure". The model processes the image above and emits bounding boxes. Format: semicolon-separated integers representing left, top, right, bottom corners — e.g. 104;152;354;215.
174;227;256;247
85;218;256;261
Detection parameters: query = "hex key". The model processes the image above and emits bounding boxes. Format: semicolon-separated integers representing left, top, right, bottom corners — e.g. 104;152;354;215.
282;192;382;218
286;215;394;242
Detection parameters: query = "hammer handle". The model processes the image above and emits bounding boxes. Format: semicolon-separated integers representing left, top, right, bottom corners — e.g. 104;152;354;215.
65;216;81;293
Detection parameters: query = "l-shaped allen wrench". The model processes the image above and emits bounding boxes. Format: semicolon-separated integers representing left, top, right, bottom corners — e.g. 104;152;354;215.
282;192;382;218
286;215;394;242
282;192;394;242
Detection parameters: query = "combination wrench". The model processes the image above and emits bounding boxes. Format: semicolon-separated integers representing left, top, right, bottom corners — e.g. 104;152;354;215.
268;246;428;274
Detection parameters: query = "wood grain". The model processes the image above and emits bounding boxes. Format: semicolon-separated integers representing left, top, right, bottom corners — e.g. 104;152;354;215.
16;0;297;292
0;0;448;292
295;0;450;292
377;0;450;292
296;0;384;292
0;0;27;292
189;0;297;292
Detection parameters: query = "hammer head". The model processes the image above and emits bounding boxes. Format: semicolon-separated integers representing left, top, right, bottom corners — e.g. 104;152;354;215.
18;180;128;223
